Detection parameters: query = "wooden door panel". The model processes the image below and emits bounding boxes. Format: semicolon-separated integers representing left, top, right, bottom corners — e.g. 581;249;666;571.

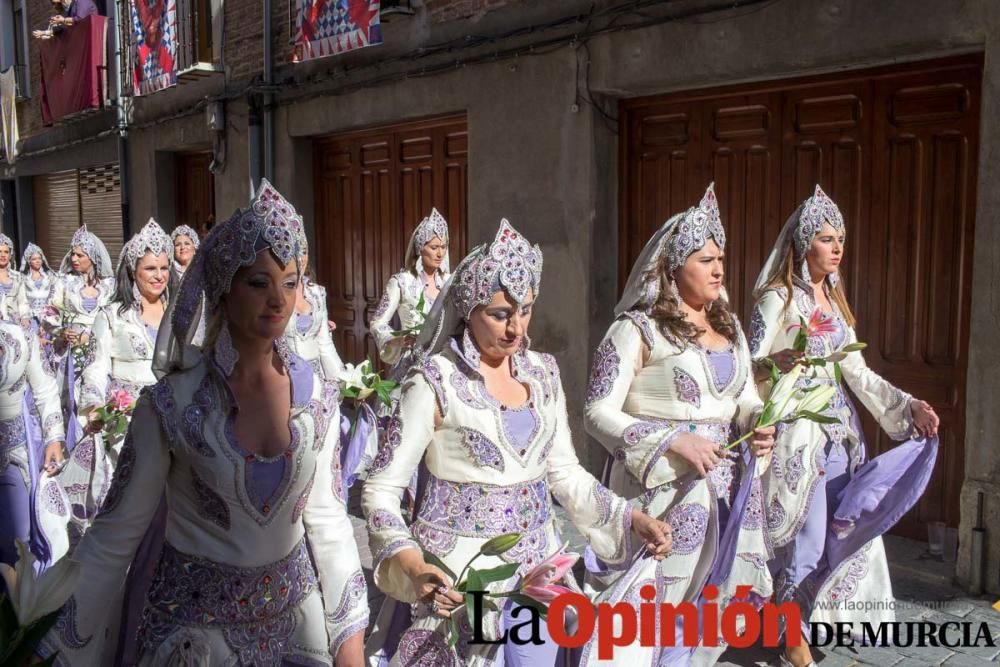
620;55;982;536
313;115;468;370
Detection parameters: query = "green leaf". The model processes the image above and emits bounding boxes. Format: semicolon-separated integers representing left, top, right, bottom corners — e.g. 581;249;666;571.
798;410;840;424
421;550;457;582
4;608;61;667
509;593;549;620
474;562;520;586
342;386;360;399
375;385;393;409
113;417;128;436
810;358;827;367
447;616;460;647
769;363;780;385
464;569;483;623
834;362;843;385
841;342;867;353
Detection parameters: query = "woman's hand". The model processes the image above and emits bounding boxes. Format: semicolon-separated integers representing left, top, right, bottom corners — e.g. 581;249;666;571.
910;399;940;438
630;510;672;560
396;549;463;618
42;442;66;476
768;348;804;373
669;433;722;477
63;329;79;345
749;425;775;457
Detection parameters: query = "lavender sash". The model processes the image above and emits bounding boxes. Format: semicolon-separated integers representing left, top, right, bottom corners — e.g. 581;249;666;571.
340;402;377;490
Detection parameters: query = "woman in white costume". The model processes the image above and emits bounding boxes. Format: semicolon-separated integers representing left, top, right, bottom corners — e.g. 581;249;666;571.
581;184;774;666
362;220;672;667
749;185;939;667
169;224;199;291
285;248;345;381
0;233;26;318
0;305;67;574
370;208;451;376
6;180;368;666
58;219;172;529
18;242;58;327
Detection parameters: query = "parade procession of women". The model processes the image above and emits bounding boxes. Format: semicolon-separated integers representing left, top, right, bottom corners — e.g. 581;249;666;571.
0;178;941;667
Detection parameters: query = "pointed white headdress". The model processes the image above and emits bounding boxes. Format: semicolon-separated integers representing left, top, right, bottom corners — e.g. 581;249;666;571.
615;183;726;317
59;225;114;279
408;208;450;274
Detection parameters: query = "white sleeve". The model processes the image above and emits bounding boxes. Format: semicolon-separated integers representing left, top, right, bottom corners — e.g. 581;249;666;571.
584;317;688;489
369;276;403;365
302;386;368;659
79;308;112;411
839;325;914;440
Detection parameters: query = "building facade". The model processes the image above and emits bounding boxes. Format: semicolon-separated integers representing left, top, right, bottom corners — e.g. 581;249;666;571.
2;0;998;595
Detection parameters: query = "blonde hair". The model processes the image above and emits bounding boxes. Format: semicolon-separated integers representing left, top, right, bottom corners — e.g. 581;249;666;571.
764;245;856;327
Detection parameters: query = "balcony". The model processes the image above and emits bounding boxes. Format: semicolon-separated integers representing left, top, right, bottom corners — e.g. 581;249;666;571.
38;15;110;124
128;0;220;95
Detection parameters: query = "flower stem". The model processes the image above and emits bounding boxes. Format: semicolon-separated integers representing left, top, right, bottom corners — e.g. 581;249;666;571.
723;430;753;451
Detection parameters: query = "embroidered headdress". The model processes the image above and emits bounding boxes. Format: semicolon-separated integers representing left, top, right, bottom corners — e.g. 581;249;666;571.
59;225;114;279
153;178;305;376
19;243;53;273
615;183;726;316
753;184;846;298
0;233;12;253
407;208;451;274
416;219;542;357
118;219;172;273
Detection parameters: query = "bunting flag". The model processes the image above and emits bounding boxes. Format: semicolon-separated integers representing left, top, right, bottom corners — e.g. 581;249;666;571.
294;0;382;62
130;0;178;95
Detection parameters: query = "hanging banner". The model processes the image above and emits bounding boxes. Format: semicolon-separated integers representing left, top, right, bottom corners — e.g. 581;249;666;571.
130;0;178;95
294;0;382;62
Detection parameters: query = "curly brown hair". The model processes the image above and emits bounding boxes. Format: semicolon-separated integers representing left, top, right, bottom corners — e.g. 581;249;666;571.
645;252;739;346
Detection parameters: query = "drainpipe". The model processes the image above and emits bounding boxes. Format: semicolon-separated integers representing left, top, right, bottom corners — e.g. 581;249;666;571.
262;0;273;183
112;0;130;235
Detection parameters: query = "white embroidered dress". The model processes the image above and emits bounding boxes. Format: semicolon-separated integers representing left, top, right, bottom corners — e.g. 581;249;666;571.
31;339;368;666
284;281;345;380
362;336;633;666
370;270;447;367
748;280;913;630
582;310;773;665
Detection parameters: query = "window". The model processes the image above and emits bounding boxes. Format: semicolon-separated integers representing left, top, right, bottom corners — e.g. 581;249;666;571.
12;1;29;98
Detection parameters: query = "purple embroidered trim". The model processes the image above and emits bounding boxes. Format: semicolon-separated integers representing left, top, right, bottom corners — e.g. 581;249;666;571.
56;596;92;649
367;509;407;532
417;358;448;417
536;434;555;464
191;466;231;530
785;444;807;494
767;497;787;533
143;538;316;627
417;475;550;538
372;288;392;322
369;413;401;477
737;552;767;570
412;521;459;558
457;427;505;472
748;303;767;357
0;417;26;451
43;482;67;517
592;480;616;526
397;628;458;667
292;469;315;523
183;374;217;457
673;367;701;408
586;339;620;406
622;311;656;352
373;538;420;571
742;479;764;530
326;568;367;626
665;503;709;555
100;431;136;514
150;381;179;449
827;545;870;603
306;380;339;451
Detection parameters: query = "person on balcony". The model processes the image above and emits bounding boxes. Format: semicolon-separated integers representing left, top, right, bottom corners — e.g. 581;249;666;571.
32;0;98;38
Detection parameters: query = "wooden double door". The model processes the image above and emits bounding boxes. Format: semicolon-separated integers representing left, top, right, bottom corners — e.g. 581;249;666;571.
620;55;982;536
313;114;469;366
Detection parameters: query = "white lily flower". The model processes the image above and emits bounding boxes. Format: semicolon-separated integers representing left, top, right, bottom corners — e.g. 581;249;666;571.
336;362;368;391
793;384;837;416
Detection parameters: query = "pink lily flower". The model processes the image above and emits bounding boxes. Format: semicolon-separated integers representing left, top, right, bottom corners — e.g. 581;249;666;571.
786;307;838;338
519;549;579;604
110;389;134;413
